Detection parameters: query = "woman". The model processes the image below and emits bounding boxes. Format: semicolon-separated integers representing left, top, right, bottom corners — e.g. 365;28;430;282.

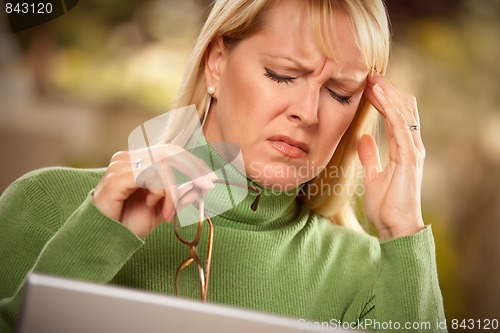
0;0;446;332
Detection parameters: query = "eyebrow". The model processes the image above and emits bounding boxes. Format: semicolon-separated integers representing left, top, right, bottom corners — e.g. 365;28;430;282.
262;53;366;87
263;54;314;73
326;76;366;91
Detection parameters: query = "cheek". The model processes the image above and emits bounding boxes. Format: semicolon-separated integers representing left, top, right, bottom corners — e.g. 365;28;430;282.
223;53;262;98
315;107;358;161
217;67;262;123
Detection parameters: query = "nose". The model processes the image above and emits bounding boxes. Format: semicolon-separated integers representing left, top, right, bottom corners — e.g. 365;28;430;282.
286;87;319;127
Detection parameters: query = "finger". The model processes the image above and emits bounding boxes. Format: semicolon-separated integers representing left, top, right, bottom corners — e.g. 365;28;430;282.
162;186;177;222
369;80;413;127
135;163;167;190
128;157;181;222
383;82;419;139
364;82;386;117
93;162;145;221
371;83;415;153
101;160;144;201
369;74;422;144
381;84;423;153
177;187;202;212
365;79;408;157
368;74;408;111
153;162;177;222
125;146;218;223
177;179;215;210
145;190;164;208
364;86;398;163
108;145;219;223
409;95;420;125
130;145;218;191
127;144;208;175
384;118;399;163
407;97;425;151
358;135;381;180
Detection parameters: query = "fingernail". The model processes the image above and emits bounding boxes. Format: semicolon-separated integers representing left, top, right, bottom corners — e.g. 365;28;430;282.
373;83;384;95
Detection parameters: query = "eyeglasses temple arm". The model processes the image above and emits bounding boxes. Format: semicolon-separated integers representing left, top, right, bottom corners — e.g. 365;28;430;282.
204;213;214;301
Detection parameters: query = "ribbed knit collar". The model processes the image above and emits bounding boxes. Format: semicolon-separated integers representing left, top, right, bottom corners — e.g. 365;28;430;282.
207;180;302;231
186;139;303;231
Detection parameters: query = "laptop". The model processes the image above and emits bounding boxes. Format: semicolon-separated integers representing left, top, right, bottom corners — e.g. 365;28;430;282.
17;273;354;333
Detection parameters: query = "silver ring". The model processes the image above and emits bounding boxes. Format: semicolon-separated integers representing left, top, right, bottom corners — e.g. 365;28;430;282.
135;158;143;170
407;124;419;131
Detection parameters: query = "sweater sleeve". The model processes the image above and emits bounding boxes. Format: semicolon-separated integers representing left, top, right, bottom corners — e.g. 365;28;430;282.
360;226;447;332
0;173;144;332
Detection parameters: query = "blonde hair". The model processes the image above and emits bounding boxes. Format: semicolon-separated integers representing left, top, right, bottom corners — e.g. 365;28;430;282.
170;0;391;231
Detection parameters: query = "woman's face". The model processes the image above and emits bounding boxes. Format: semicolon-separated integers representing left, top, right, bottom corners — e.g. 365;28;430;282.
204;1;368;190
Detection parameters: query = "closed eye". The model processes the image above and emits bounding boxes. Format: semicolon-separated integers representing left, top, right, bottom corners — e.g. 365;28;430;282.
264;68;296;84
325;87;352;105
264;67;352;105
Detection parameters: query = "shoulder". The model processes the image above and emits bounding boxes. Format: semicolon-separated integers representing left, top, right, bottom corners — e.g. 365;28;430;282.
7;167;104;198
14;166;105;188
0;167;105;228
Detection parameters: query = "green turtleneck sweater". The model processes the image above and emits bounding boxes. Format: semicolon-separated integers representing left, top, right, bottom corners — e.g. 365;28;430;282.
0;166;446;332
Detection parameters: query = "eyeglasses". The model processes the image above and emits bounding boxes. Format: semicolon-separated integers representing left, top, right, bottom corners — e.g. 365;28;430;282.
173;179;261;302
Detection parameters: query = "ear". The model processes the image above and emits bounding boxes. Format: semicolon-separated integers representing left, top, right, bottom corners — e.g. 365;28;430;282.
204;37;227;99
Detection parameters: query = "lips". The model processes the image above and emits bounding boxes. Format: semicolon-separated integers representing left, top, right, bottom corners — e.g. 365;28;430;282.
268;135;310;158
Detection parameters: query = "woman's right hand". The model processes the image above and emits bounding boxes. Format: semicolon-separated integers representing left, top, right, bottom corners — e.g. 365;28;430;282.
93;145;218;239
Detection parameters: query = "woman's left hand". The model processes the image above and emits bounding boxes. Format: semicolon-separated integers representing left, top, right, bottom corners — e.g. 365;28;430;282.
358;73;426;241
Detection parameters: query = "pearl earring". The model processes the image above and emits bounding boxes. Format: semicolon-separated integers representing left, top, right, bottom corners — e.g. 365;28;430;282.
207;86;216;95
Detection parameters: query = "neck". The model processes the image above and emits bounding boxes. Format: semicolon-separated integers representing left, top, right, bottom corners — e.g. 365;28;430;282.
180;137;302;231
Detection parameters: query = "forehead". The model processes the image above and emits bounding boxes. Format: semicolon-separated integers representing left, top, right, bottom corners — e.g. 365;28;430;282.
254;0;367;75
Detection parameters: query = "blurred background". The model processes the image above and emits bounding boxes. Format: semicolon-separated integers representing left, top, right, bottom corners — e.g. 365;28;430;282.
0;0;499;329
